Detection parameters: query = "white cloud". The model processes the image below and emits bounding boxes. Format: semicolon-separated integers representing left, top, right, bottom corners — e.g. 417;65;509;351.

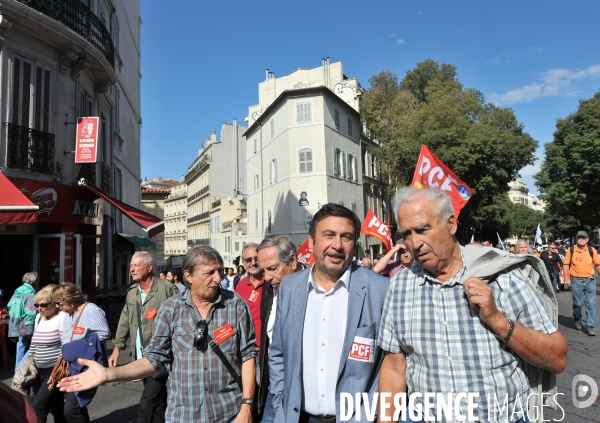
488;64;600;106
388;33;396;38
396;38;405;45
486;55;503;65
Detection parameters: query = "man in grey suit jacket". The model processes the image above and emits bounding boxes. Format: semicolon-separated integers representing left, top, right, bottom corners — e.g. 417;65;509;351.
269;203;390;423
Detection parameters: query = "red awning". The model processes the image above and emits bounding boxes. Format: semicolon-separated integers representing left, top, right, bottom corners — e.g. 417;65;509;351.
78;178;164;238
0;173;38;225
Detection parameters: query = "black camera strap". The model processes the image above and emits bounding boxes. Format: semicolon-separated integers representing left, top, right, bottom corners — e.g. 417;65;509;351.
207;335;243;390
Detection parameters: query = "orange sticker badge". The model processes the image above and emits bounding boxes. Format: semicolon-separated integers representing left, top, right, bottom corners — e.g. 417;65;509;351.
214;323;235;343
72;326;85;336
144;307;158;320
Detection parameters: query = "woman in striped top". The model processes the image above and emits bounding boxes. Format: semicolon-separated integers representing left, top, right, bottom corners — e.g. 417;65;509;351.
52;282;110;423
29;284;67;423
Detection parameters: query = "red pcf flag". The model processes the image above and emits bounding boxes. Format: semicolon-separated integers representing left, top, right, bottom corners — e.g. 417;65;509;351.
360;209;393;253
75;117;99;163
296;238;315;267
411;145;472;217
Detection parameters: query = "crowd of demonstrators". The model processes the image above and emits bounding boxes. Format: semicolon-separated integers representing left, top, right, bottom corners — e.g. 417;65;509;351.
58;246;258;423
378;187;567;421
159;271;167;280
7;272;39;371
564;230;599;336
236;244;265;355
13;197;574;422
51;282;110;423
110;252;179;423
27;284;67;423
255;235;301;423
269;204;390;422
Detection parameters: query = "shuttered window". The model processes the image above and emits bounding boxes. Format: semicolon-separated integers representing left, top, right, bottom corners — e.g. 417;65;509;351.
347;117;353;137
334;108;340;130
298;148;313;173
333;148;341;176
12;54;52;131
296;102;312;124
347;154;354;181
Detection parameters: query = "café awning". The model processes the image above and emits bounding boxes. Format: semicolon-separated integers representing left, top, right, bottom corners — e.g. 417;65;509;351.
117;233;156;252
0;172;38;225
78;178;164;237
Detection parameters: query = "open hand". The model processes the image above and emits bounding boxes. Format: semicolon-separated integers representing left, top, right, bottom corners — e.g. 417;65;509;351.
57;358;108;392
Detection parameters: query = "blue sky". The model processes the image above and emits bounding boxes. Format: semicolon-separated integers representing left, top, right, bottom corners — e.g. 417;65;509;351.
140;0;600;195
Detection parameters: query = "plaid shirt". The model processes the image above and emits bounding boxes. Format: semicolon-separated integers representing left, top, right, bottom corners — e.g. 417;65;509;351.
377;254;556;422
144;288;258;423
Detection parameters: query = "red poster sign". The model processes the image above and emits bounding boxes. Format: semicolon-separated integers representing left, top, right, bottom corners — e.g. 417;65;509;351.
75;117;99;163
360;209;393;253
296;238;315;267
411;145;473;217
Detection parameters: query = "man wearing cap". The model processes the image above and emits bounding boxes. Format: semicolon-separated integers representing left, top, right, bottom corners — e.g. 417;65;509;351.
564;230;600;336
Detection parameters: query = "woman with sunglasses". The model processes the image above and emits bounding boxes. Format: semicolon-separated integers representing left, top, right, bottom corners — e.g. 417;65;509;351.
28;284;67;423
51;282;110;423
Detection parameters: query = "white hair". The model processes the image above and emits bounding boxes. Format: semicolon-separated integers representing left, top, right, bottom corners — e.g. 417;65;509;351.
392;187;455;224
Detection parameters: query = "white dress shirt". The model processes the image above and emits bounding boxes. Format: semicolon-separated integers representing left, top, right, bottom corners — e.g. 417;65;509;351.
266;288;278;353
302;266;350;416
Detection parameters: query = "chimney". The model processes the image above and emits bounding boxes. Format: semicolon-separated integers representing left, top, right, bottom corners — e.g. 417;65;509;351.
266;68;270;80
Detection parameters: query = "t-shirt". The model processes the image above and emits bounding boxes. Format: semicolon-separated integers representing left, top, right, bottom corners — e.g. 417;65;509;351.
539;251;563;273
30;312;67;368
235;275;264;350
564;246;600;278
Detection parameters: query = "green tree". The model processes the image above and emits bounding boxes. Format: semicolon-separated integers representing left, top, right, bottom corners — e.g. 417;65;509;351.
507;201;544;240
361;60;538;242
535;90;600;236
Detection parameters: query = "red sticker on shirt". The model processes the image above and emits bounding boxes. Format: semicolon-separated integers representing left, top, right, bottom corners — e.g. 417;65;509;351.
214;323;235;343
144;307;158;320
249;290;260;303
72;326;85;335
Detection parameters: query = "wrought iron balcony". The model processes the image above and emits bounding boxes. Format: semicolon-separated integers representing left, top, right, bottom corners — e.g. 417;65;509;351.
187;212;210;224
17;0;114;68
7;123;55;174
78;163;96;182
187;238;210;246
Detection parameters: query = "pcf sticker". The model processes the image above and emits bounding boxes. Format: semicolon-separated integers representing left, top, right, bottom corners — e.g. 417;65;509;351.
349;336;375;363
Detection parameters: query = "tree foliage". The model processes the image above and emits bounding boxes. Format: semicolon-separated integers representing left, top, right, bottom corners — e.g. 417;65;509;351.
535;90;600;236
361;59;539;242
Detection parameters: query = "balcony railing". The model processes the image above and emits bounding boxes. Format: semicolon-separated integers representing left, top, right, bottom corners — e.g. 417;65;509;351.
17;0;114;68
7;123;55;174
187;238;210;246
212;199;221;209
188;185;209;203
185;155;211;182
187;212;210;224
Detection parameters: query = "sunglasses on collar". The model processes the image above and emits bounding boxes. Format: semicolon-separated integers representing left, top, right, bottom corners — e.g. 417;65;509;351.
194;320;208;352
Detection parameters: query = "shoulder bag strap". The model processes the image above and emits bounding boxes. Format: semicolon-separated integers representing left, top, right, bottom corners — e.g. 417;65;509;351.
69;302;89;342
135;297;144;347
207;334;243;390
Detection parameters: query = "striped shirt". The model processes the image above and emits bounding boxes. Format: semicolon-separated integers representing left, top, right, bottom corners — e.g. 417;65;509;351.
144;288;258;423
61;303;110;345
377;255;556;422
30;312;67;368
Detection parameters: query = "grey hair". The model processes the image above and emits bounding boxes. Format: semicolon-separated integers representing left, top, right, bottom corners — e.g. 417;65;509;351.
183;246;223;276
242;243;260;258
516;239;529;246
132;251;154;267
392;187;454;225
23;272;38;286
257;235;297;265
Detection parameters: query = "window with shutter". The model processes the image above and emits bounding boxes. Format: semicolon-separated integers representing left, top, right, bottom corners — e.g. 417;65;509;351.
347;117;353;137
347;154;353;181
296;102;312;124
333;148;340;175
334;108;340;130
12;56;34;128
298;148;313;173
341;151;347;178
353;157;358;181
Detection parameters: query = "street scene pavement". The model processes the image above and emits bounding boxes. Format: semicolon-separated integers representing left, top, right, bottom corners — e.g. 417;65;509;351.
1;277;598;422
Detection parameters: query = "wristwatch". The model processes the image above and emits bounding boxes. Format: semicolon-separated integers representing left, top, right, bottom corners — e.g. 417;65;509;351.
241;398;255;408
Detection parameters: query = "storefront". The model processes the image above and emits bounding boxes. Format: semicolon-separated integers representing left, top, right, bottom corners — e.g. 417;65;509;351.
0;176;103;299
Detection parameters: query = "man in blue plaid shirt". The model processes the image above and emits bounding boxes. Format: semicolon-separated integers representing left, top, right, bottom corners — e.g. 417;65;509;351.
57;246;258;423
377;187;568;422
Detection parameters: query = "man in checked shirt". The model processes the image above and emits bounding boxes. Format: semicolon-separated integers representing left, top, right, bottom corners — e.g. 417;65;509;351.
57;246;258;423
377;187;567;422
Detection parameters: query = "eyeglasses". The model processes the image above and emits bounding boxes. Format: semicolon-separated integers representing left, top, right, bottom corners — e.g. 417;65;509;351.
194;320;208;352
34;303;51;308
244;256;258;264
54;300;64;307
